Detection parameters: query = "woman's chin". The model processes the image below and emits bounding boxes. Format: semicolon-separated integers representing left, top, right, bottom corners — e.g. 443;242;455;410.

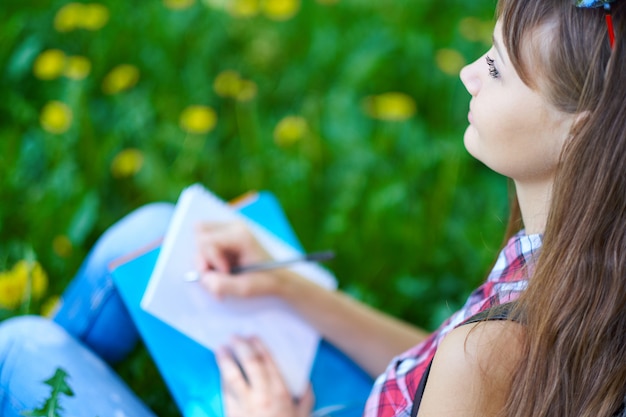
463;125;480;159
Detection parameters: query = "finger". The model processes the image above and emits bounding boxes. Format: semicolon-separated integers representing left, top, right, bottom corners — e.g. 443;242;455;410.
199;272;249;298
200;271;275;298
249;336;288;393
199;271;229;298
196;222;267;273
216;347;250;397
196;233;232;273
296;385;315;417
200;221;270;263
230;337;270;390
205;245;231;273
222;388;245;417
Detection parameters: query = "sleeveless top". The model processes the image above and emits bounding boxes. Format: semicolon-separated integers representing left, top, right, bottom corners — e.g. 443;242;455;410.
364;231;543;417
409;303;626;417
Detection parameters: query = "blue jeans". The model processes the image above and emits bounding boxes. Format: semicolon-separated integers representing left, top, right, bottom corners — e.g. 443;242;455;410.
0;203;175;417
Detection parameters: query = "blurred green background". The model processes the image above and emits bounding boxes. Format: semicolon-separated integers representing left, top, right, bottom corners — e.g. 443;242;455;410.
1;0;507;414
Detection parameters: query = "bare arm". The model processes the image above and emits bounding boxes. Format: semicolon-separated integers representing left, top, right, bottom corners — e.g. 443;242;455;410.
416;321;524;417
276;268;429;377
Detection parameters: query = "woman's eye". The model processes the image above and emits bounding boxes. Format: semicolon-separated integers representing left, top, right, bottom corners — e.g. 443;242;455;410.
485;55;500;79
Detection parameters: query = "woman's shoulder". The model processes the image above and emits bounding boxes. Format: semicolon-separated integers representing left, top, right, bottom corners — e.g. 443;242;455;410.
416;320;525;417
440;319;525;372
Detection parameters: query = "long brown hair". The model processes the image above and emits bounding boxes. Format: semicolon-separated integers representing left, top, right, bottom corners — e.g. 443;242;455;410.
495;0;626;416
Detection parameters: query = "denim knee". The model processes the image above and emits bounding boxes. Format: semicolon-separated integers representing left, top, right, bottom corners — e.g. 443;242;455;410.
54;202;175;363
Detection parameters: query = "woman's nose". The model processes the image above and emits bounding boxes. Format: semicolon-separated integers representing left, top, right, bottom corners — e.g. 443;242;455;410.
460;59;481;97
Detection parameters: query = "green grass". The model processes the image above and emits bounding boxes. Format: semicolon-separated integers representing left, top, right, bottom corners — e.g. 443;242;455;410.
1;0;509;415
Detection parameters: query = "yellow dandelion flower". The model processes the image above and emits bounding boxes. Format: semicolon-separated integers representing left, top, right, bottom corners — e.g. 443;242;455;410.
227;0;260;17
179;105;218;134
53;235;73;258
236;80;258;102
213;71;257;101
111;148;145;178
0;260;48;309
164;0;196;10
54;3;84;32
363;92;417;122
41;295;61;318
80;3;110;31
459;17;494;44
40;101;73;134
102;64;140;95
63;56;92;80
214;70;243;98
0;272;25;310
261;0;300;21
54;3;109;32
33;49;67;80
274;116;308;147
12;260;48;300
435;49;466;76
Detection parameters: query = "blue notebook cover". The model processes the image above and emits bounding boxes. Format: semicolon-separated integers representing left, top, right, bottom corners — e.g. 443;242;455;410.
111;191;373;417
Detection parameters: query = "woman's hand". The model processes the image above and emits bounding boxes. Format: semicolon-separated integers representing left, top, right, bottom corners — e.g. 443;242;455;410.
216;336;314;417
195;221;289;299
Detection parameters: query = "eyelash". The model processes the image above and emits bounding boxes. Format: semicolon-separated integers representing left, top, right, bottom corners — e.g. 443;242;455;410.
486;55;500;79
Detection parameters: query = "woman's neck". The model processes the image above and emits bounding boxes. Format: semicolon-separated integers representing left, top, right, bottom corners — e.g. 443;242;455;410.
514;179;554;235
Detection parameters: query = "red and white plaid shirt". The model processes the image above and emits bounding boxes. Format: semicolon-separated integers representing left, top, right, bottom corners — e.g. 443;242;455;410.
363;231;543;417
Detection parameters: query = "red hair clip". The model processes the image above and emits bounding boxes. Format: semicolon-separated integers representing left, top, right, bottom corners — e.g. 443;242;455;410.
574;0;617;48
605;7;616;48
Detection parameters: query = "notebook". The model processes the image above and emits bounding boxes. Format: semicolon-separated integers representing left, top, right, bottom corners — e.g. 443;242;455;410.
111;186;373;417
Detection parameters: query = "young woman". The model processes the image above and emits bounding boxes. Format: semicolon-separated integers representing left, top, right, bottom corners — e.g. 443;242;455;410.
0;0;623;416
199;1;626;416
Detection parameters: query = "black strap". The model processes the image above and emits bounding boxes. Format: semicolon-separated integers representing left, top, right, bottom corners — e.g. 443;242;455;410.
409;303;516;417
409;363;432;417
